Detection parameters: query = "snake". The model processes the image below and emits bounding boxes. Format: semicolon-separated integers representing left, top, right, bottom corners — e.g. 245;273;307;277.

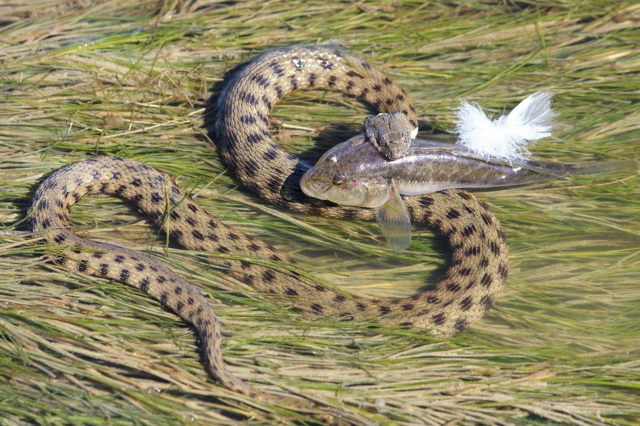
28;45;508;421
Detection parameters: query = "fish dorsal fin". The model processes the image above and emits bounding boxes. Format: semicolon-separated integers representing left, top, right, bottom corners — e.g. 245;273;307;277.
375;180;412;253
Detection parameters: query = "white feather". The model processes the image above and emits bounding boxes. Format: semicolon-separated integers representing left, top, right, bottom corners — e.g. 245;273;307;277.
453;91;556;163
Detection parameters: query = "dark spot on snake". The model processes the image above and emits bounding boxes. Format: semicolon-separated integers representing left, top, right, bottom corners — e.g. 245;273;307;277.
41;218;51;229
460;296;473;311
208;220;218;229
187;203;198;213
263;149;278;161
446;283;461;292
458;192;472;200
479;200;490;211
396;94;405;101
157;276;166;284
385;98;394;106
490;241;500;256
315;284;326;292
464;206;476;215
498;264;508;279
170;229;184;239
192;230;205;241
432;313;446;326
151;192;162;203
335;294;346;303
217;246;230;254
248;243;261;252
207;233;219;242
427;296;440;304
480;273;492;287
148;210;161;222
187;297;194;305
228;233;240;241
98;264;109;275
481;213;492;225
420;196;434;207
247;133;263;144
269;254;281;262
346;80;354;91
176;302;184;313
454;318;468;332
290;77;298;90
274;85;283;97
465;246;480;256
379;306;391;315
444;227;457;238
402;303;414;311
373;84;382;92
186;217;197;227
357;303;367;311
114;185;126;196
328;75;336;87
114;255;124;263
383;77;392;85
479;257;489;268
480;295;494;311
286;288;298;296
458;268;472;276
132;194;143;203
308;73;316;87
54;234;67;243
267;177;281;190
261;95;272;109
311;304;324;314
462;224;477;237
120;269;130;282
139;278;150;291
174;286;182;295
158;292;168;304
447;209;461;219
262;270;276;282
136;263;145;272
92;253;102;259
131;178;142;186
170;211;180;221
78;260;88;272
290;306;303;314
360;87;369;97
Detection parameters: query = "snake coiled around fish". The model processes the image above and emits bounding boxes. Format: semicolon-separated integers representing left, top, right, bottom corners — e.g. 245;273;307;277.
28;45;508;420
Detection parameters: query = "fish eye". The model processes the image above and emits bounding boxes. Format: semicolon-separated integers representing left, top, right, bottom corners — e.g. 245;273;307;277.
332;173;346;186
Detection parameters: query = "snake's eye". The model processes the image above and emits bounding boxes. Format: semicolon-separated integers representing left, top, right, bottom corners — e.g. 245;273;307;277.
332;173;346;186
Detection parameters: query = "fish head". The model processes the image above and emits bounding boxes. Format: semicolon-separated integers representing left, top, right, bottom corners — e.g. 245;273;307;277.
301;135;390;208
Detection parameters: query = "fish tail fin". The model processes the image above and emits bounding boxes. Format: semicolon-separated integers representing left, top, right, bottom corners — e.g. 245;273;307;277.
522;159;638;177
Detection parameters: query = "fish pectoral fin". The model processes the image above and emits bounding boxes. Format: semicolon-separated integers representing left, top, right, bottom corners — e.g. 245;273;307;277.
374;181;412;253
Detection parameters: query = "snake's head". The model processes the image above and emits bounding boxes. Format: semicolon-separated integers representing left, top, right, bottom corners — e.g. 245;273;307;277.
363;111;418;161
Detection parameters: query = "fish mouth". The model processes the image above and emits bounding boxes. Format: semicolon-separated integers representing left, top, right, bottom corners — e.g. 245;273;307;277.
300;173;326;200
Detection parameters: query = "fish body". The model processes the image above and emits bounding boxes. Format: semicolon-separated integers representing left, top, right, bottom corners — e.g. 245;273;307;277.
301;135;635;252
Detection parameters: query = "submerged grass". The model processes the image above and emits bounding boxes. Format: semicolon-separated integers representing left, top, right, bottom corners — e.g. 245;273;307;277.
1;0;638;424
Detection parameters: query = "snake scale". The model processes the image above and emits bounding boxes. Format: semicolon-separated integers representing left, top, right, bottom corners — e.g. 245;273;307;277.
29;46;508;419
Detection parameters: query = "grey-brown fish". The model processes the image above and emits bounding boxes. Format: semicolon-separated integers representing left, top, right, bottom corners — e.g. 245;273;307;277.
301;135;635;253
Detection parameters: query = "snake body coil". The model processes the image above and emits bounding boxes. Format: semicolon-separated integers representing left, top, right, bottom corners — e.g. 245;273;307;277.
29;46;508;405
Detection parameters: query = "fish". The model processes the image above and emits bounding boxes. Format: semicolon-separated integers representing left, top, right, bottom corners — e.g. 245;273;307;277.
300;135;637;253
